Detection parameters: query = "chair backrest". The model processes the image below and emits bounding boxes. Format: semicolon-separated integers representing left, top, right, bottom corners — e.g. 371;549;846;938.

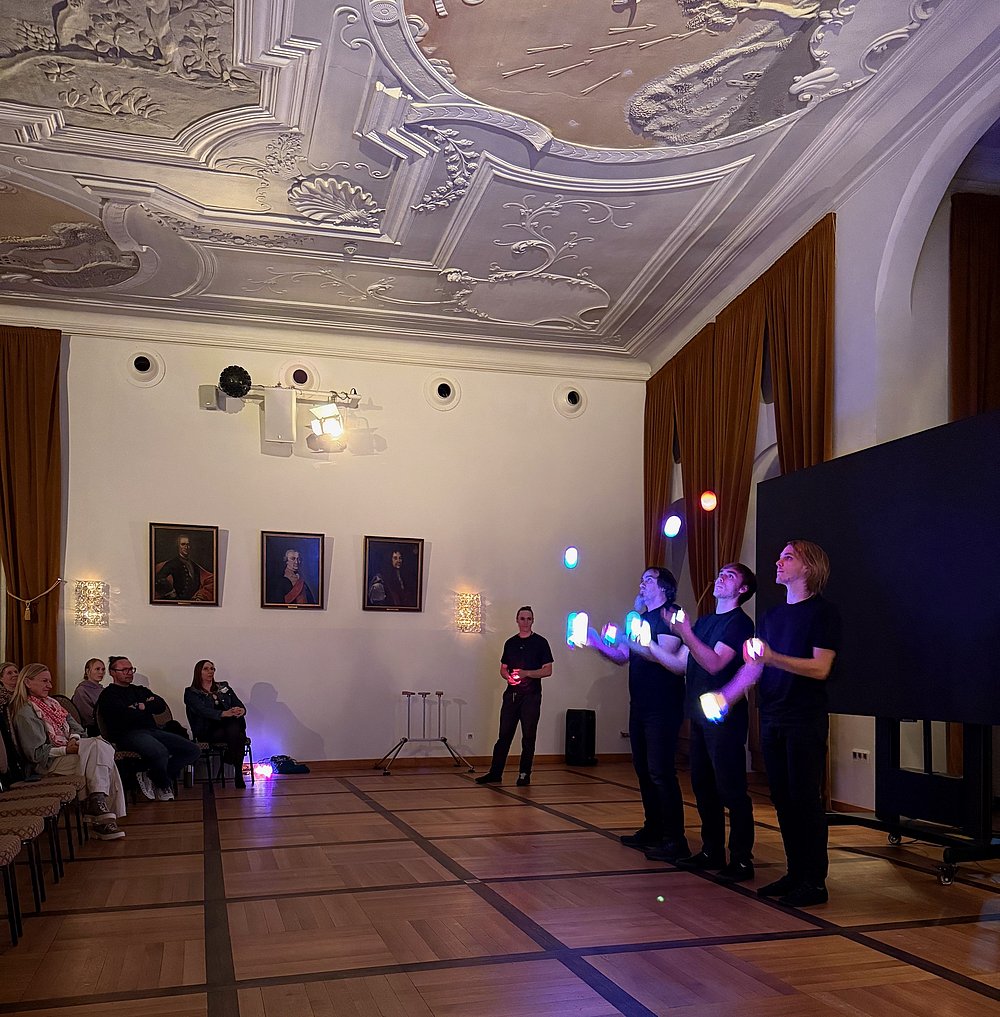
153;702;173;728
94;702;113;743
53;694;83;728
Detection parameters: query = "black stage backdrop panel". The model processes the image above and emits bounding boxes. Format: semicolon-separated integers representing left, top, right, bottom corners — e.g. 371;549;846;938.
755;410;1000;724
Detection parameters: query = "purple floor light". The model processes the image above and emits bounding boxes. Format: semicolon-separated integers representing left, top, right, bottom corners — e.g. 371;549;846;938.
567;611;589;647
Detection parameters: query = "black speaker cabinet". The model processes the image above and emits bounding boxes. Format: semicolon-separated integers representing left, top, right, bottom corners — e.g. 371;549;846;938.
566;709;597;766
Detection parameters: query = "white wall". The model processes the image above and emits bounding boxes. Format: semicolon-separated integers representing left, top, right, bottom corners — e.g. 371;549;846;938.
61;336;646;763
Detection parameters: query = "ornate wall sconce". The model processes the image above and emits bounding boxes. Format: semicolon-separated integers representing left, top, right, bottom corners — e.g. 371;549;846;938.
75;580;109;627
455;592;482;633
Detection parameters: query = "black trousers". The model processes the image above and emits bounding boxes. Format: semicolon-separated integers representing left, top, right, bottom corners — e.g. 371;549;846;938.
629;703;686;844
761;715;829;885
201;717;248;766
488;688;541;775
689;709;754;862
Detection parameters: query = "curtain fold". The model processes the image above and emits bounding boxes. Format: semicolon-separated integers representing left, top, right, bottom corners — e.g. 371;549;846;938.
764;213;835;473
949;193;1000;419
672;325;716;608
0;327;63;678
713;289;766;570
643;359;677;567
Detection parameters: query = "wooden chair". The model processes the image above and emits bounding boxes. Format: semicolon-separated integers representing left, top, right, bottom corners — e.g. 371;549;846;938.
0;815;43;918
0;833;23;945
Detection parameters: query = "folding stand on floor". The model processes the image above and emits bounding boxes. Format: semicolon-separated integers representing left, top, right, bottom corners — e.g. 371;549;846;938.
374;690;475;775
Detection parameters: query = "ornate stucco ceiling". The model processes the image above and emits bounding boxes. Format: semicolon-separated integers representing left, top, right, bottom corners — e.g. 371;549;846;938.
0;0;993;370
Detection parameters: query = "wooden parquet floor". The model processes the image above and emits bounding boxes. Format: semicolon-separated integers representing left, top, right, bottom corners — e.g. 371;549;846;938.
2;761;1000;1016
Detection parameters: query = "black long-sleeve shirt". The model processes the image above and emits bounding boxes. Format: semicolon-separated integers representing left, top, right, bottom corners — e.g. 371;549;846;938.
97;683;168;741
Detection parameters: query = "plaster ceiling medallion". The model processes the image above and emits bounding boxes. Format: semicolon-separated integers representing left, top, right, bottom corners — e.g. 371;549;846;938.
287;176;386;230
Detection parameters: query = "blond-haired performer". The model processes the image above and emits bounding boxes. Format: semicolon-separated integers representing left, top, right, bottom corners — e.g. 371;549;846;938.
716;540;840;908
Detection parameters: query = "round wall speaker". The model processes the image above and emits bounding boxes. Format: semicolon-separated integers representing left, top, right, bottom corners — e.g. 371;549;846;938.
280;360;321;391
553;383;587;418
424;374;462;411
123;349;166;388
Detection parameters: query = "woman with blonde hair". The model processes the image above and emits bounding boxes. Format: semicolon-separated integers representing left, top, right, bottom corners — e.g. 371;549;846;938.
71;657;106;735
9;664;126;839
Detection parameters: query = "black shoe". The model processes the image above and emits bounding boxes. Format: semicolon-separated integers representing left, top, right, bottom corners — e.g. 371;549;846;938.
778;883;828;908
234;775;246;790
676;850;725;871
475;772;502;785
718;860;755;883
515;773;531;787
757;874;800;898
644;839;690;863
620;828;660;850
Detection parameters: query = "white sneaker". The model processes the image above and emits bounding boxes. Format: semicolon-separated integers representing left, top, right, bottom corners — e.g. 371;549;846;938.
136;772;156;800
155;787;175;802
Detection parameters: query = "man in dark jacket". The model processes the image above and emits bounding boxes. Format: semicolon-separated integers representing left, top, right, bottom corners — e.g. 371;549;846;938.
98;656;200;800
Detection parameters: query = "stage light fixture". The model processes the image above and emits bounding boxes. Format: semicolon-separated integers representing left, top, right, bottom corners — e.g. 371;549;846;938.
700;490;718;512
306;401;347;453
563;546;579;569
663;515;682;538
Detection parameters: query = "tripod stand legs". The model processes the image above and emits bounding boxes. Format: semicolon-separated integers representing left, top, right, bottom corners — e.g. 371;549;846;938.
373;738;409;775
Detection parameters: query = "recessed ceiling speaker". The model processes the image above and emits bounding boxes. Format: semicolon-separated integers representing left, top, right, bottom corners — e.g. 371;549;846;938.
553;383;587;418
123;349;165;388
424;374;461;411
280;360;320;391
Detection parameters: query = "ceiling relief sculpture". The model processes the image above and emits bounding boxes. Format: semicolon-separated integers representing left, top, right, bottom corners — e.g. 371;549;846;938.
407;0;857;149
0;182;138;289
0;0;978;366
0;0;259;136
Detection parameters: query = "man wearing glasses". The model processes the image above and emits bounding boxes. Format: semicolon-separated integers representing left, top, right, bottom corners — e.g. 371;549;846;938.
97;656;200;801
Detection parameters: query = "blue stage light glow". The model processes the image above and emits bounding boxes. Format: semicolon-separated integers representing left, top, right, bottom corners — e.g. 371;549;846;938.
663;515;682;538
563;546;579;569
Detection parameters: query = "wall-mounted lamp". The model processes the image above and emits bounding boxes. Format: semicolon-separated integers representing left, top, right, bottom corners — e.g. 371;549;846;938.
75;580;109;627
455;592;482;633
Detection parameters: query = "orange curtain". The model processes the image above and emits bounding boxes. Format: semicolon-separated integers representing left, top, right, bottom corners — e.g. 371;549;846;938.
949;193;1000;419
713;289;766;569
0;327;63;680
763;213;835;473
672;325;716;608
643;358;677;567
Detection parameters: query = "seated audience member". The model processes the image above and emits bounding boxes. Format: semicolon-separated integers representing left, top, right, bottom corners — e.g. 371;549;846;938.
10;663;126;840
71;658;106;735
0;661;26;786
98;656;200;801
184;660;248;789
